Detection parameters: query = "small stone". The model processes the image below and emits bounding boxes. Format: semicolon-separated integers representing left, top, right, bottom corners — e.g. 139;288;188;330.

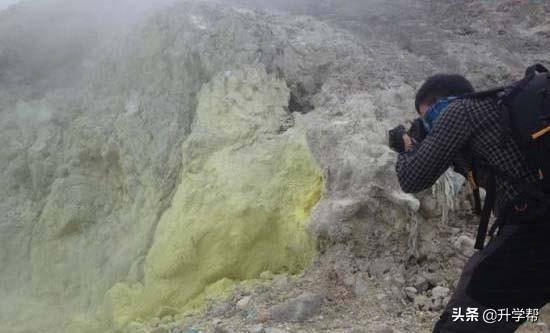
390;285;402;298
422;272;440;287
356;259;370;272
392;273;406;287
414;295;429;311
349;328;368;333
268;292;324;322
380;303;391;312
404;287;418;300
342;271;357;288
210;301;233;317
353;273;369;297
431;286;450;299
248;324;265;333
376;326;394;333
413;276;429;293
150;326;169;333
260;271;274;280
237;296;252;310
449;227;460;235
161;315;173;324
273;274;289;288
443;247;456;257
429;297;443;311
150;317;161;326
449;257;466;269
264;328;288;333
427;262;439;272
248;323;264;333
369;257;394;277
535;322;548;330
454;235;475;257
245;307;258;321
212;318;223;326
256;309;270;323
420;195;439;218
213;326;229;333
349;329;367;333
172;318;186;327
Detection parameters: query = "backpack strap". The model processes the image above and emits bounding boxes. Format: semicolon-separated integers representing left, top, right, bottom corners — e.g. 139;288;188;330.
525;63;549;76
474;172;496;250
471;162;546;250
458;87;506;100
468;170;482;215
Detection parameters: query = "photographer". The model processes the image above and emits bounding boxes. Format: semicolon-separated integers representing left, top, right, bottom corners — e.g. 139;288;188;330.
389;73;550;332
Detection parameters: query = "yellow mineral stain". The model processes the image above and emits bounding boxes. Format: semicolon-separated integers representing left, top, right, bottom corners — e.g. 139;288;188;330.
98;66;324;329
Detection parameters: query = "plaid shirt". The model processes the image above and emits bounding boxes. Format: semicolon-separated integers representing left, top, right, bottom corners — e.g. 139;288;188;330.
396;96;540;215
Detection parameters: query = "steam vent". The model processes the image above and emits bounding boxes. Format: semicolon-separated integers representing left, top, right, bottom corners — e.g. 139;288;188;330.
1;0;549;332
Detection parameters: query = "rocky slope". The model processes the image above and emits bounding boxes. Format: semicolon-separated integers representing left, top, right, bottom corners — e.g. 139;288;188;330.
0;1;548;332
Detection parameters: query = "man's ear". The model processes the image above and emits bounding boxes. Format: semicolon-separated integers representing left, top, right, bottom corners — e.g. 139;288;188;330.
418;103;430;117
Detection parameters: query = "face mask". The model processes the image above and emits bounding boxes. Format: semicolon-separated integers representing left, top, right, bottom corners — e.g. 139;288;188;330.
422;96;457;132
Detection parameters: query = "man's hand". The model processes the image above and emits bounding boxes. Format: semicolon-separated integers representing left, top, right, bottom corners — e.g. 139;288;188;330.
403;133;413;151
389;118;428;153
389;125;406;153
408;118;427;144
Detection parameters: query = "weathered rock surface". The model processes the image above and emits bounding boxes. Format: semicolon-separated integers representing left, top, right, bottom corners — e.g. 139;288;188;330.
268;293;324;322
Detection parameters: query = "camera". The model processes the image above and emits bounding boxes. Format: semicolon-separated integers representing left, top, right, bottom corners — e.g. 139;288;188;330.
389;118;428;153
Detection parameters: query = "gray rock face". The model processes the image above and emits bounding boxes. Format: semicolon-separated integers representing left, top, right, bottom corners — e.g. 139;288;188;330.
268;292;324;322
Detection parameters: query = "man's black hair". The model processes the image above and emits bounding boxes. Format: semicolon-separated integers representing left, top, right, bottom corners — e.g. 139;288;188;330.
414;74;474;112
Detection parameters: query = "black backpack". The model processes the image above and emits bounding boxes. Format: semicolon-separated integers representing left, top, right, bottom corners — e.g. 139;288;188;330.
462;64;550;249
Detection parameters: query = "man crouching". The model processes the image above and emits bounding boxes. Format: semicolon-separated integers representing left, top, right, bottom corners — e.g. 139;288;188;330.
391;74;550;332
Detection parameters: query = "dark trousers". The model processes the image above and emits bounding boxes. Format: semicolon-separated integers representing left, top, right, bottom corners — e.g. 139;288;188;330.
433;219;550;332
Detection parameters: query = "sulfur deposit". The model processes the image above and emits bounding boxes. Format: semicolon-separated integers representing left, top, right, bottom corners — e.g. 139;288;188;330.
102;65;322;328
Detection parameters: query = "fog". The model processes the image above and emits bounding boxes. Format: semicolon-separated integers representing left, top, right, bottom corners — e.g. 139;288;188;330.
0;0;188;99
0;0;408;102
0;0;331;99
0;0;19;10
